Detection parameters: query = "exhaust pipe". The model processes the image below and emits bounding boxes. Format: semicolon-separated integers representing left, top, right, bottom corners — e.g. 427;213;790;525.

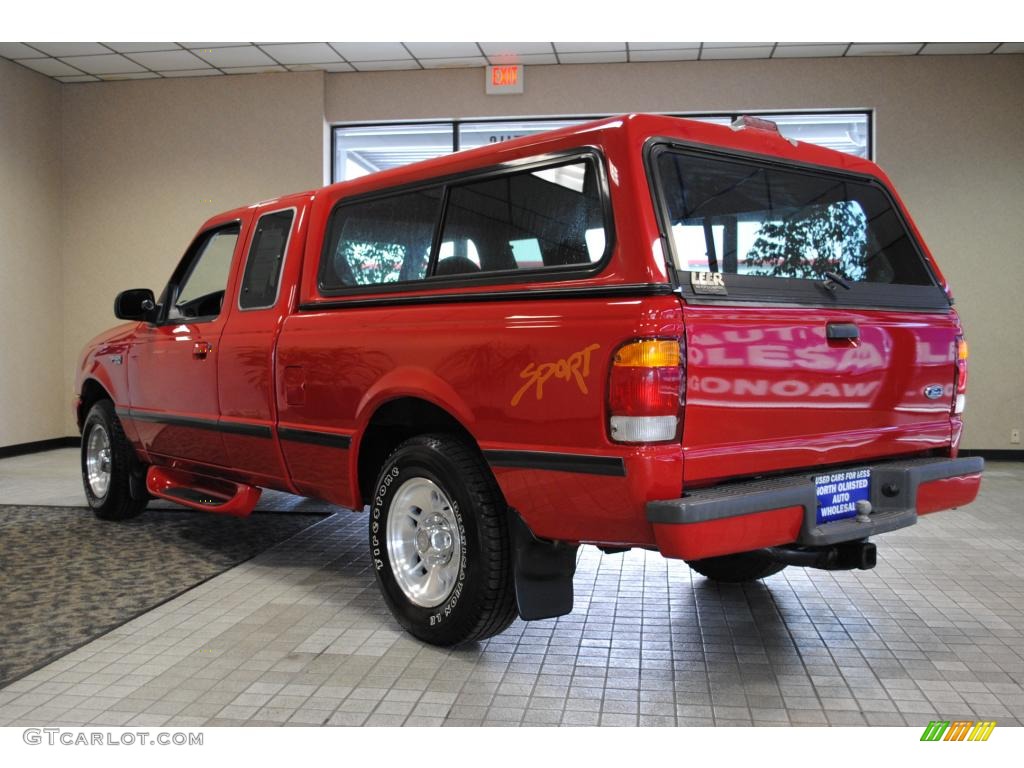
763;541;876;571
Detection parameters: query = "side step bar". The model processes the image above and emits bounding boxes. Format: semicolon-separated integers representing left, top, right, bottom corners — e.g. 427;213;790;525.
146;466;261;517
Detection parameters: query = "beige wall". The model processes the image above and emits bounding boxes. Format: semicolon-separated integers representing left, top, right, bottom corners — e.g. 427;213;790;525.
59;71;327;435
4;54;1021;449
0;58;64;447
325;55;1024;450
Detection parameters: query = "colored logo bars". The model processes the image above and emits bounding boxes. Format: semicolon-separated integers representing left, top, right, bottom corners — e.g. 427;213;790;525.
920;720;997;741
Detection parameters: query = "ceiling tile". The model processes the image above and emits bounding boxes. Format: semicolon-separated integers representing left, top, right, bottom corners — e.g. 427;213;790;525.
558;51;628;64
60;54;147;74
192;46;275;68
420;56;488;69
487;52;558;65
328;42;411;61
100;72;160;80
158;69;220;78
127;50;210;71
288;62;355;72
776;42;848;46
702;42;773;48
260;43;341;64
15;57;83;77
701;46;775;59
349;59;421;71
920;42;1000;55
629;49;699;62
404;42;481;59
0;42;45;59
30;42;110;57
220;65;288;74
179;42;247;49
554;42;626;53
994;42;1024;53
772;44;848;58
478;42;554;56
55;74;100;83
846;43;923;56
628;42;700;50
103;42;181;53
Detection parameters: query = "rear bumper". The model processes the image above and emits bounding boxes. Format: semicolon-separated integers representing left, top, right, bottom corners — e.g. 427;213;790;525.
647;456;984;561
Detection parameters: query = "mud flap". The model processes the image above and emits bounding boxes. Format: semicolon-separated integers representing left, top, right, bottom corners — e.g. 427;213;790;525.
508;510;579;621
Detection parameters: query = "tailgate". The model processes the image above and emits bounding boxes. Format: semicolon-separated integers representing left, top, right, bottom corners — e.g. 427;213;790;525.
680;303;957;484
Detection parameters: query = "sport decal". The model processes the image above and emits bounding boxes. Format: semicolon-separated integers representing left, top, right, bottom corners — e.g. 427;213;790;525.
511;343;601;407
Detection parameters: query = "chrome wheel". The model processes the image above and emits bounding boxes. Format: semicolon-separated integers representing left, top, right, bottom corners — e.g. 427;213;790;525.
386;477;463;608
85;424;112;499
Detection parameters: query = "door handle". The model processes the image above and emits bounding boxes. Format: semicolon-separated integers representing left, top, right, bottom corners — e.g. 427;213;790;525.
826;322;859;341
192;341;212;360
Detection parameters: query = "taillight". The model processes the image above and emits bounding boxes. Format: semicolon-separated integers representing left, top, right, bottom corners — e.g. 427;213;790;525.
954;335;968;415
608;339;684;443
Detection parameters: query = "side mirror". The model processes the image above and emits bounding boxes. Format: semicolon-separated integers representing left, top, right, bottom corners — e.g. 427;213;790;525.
114;288;157;321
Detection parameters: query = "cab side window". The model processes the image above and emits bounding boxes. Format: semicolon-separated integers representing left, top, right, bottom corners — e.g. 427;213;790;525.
166;225;240;321
239;210;294;310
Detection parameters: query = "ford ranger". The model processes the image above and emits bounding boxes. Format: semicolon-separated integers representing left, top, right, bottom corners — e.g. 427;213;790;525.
75;114;983;645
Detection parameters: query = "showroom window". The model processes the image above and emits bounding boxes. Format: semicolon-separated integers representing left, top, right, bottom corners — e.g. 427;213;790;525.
332;111;871;183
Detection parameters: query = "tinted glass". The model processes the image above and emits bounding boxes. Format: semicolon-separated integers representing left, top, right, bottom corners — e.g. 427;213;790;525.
240;210;294;309
169;226;239;320
320;187;442;290
434;159;606;278
656;152;933;285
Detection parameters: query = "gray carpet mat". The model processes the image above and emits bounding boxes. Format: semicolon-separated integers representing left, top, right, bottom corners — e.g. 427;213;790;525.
0;502;340;688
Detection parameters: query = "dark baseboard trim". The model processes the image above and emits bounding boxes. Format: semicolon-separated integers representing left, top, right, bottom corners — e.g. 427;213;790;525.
959;449;1024;461
0;436;80;459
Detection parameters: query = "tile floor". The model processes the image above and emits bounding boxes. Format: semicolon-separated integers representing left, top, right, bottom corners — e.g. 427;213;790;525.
0;450;1022;727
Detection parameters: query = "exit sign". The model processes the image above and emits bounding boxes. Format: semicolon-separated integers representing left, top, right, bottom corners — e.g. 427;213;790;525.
486;64;524;95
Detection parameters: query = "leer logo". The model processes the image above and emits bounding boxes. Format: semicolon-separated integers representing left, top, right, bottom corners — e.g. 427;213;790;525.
920;720;997;741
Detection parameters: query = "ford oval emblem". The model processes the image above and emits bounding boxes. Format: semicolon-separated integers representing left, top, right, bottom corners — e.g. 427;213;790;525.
923;385;944;400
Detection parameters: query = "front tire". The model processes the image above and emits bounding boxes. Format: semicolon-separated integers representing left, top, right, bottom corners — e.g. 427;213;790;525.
81;400;147;521
687;550;787;583
369;434;517;646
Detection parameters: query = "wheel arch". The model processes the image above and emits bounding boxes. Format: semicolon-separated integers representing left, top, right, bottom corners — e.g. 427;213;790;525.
354;395;479;508
77;378;113;432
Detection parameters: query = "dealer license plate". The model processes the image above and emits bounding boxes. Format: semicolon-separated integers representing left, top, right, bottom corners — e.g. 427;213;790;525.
815;468;871;525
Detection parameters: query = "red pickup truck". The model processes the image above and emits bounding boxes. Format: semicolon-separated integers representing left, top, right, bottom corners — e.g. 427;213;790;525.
75;113;983;646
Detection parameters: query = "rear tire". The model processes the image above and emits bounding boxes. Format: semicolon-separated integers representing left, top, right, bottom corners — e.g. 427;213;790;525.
81;400;147;521
369;434;517;646
687;550;786;583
